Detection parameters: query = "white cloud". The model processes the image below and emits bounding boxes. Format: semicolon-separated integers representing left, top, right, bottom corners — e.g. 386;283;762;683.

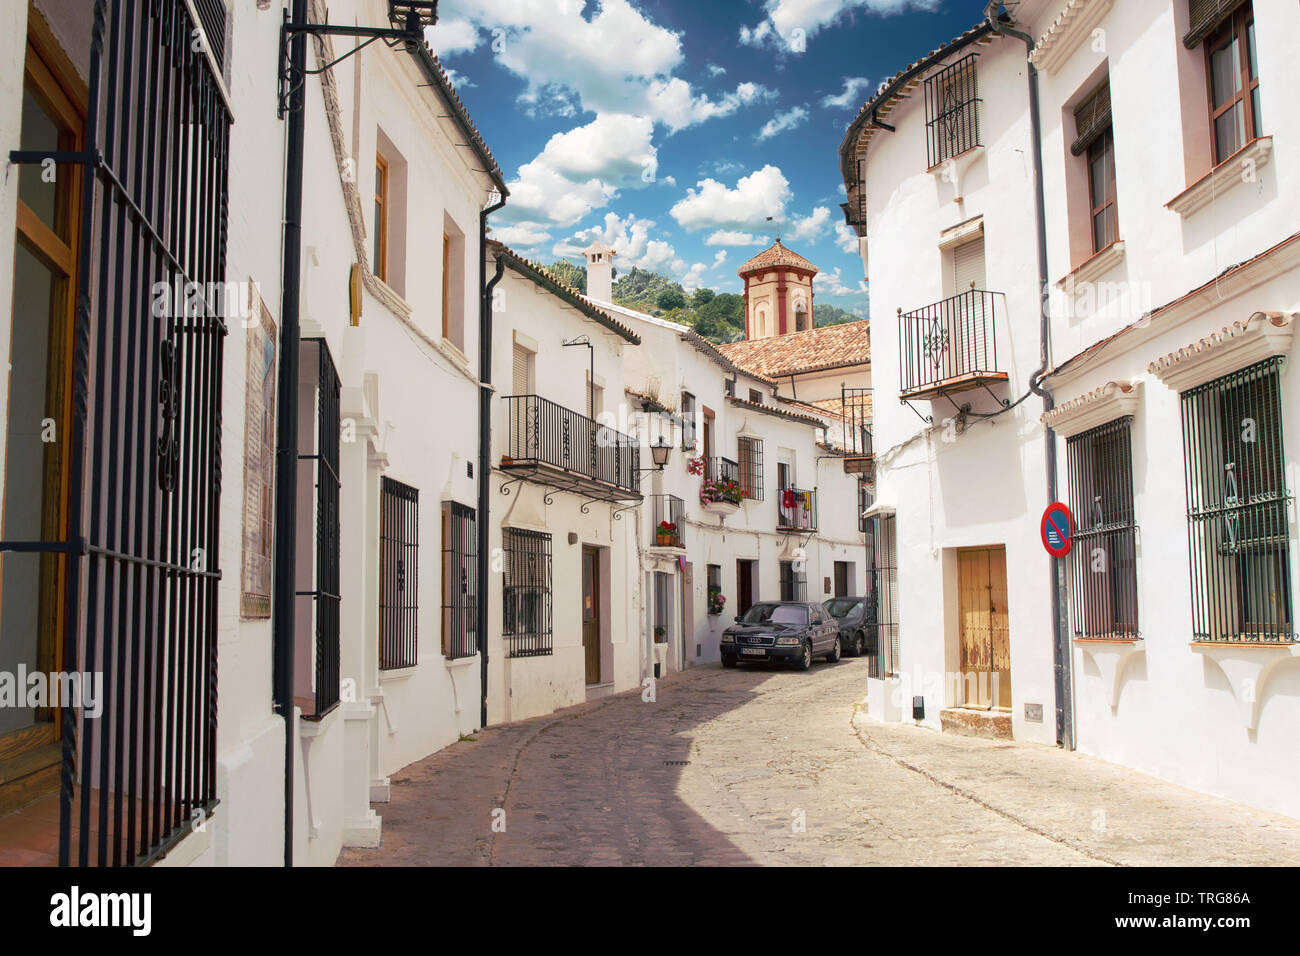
441;68;475;90
670;165;792;232
680;262;709;292
821;76;872;109
554;212;679;273
713;250;729;267
492;223;553;248
786;206;831;243
814;266;867;296
426;16;481;57
741;0;940;52
707;63;727;77
834;221;860;255
757;105;809;141
706;230;766;246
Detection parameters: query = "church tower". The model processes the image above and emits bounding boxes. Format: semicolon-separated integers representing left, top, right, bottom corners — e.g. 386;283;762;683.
738;239;818;339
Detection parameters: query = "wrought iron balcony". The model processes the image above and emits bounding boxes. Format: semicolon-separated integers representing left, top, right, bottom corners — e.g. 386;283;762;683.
778;486;818;531
898;289;1008;400
501;394;641;502
649;494;685;550
706;456;739;484
841;386;874;476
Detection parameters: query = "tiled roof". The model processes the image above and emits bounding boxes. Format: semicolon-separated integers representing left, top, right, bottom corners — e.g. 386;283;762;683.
790;394;873;423
738;240;819;277
727;396;826;428
715;320;871;379
411;40;506;191
489;241;641;344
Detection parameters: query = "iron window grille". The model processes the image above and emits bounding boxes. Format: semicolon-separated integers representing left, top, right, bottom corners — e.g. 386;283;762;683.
299;340;341;717
378;478;419;668
778;486;818;532
864;514;901;678
503;528;553;657
737;438;765;501
441;500;477;660
680;391;697;451
899;289;1001;395
1;0;232;866
1180;358;1294;644
779;561;807;602
707;456;739;484
924;53;981;169
1067;418;1139;640
650;494;685;549
859;481;874;534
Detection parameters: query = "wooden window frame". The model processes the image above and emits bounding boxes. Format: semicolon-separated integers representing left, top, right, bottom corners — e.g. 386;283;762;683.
441;232;451;340
1086;128;1119;254
1203;4;1260;166
374;152;389;281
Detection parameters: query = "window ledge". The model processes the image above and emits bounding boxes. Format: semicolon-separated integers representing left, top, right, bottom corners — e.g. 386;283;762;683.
1190;640;1300;730
1147;311;1295;392
1056;240;1125;289
441;338;470;368
1074;638;1144;709
444;654;479;670
1166;137;1273;218
379;665;417;683
1041;380;1140;438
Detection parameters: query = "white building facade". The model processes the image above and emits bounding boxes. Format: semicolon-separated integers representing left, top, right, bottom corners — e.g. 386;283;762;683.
841;0;1300;818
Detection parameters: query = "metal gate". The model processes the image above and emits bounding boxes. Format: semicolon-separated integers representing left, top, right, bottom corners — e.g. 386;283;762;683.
4;0;231;865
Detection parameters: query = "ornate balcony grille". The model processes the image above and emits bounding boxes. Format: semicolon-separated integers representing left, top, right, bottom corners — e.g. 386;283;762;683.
502;394;640;496
778;486;818;531
649;494;685;549
898;289;1003;396
1067;418;1140;641
706;456;739;484
924;53;981;169
1180;358;1294;644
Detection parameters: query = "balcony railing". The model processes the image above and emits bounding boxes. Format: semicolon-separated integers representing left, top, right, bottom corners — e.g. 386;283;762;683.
899;289;1007;398
649;494;685;550
778;486;818;531
502;394;640;497
707;456;739;484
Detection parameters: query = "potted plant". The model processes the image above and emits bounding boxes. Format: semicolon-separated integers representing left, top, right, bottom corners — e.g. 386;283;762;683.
655;520;678;547
653;625;667;644
707;586;726;616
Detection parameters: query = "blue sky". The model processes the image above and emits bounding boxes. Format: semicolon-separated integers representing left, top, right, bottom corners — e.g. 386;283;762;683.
430;0;985;316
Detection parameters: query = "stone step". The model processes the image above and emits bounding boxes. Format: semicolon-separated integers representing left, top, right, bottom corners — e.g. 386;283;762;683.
939;707;1012;740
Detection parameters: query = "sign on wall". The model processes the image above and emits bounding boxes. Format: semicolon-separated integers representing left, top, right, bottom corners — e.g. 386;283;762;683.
1040;501;1074;558
240;281;278;619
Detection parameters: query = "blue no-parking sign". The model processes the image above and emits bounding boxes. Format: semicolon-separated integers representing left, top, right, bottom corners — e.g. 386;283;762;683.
1040;502;1074;558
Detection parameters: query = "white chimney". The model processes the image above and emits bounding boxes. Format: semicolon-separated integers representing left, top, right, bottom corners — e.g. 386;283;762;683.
582;241;616;303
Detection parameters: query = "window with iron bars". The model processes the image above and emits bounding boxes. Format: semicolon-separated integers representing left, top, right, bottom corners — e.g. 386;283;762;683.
738;437;765;501
924;53;981;169
1067;418;1139;640
779;561;807;601
380;478;420;668
440;500;476;660
680;391;697;451
1180;358;1294;644
864;514;901;678
300;339;341;718
503;528;553;657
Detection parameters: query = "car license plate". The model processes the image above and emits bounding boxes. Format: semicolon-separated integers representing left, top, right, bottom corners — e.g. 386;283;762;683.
741;648;766;656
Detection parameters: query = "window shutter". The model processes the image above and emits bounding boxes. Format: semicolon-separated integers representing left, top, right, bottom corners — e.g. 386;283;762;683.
952;237;986;293
1071;79;1112;156
512;344;530;395
1183;0;1249;49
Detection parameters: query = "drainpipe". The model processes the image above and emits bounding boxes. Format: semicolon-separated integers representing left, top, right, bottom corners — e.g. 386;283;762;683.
478;196;507;730
272;0;309;867
985;4;1073;750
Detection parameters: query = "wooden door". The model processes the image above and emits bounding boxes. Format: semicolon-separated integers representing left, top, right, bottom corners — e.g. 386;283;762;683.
834;561;849;597
681;562;693;664
582;547;601;684
957;548;1011;711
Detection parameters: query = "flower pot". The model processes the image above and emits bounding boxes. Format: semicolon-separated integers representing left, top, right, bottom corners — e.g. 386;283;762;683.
655;532;672;547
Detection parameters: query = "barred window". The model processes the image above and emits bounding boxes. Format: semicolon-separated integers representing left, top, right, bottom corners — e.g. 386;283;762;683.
738;437;764;501
503;528;553;657
380;478;420;668
1180;358;1294;643
924;53;981;169
1067;418;1139;640
779;560;807;602
680;391;697;451
440;500;477;661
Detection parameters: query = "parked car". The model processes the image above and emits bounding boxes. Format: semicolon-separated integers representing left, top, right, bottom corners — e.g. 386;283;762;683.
720;601;840;670
825;597;876;658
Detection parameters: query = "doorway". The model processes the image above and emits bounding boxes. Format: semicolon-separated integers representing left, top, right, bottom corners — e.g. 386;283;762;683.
736;559;756;616
957;547;1011;711
582;546;601;684
833;561;850;597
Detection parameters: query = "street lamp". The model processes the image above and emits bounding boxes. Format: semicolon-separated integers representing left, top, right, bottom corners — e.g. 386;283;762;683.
388;2;440;31
649;435;673;469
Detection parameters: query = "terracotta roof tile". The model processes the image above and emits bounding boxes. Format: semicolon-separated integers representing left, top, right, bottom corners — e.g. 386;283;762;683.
738;239;819;276
715;320;871;379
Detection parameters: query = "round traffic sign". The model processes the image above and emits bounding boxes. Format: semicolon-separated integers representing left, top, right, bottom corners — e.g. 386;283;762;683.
1041;502;1073;557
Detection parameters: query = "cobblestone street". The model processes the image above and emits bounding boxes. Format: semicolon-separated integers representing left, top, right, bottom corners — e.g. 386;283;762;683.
339;658;1300;867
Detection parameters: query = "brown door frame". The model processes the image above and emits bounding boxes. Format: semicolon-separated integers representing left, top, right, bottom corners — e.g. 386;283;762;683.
581;546;601;685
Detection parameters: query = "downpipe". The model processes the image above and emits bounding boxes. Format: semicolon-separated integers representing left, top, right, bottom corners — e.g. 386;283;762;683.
478;195;507;731
986;5;1074;750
